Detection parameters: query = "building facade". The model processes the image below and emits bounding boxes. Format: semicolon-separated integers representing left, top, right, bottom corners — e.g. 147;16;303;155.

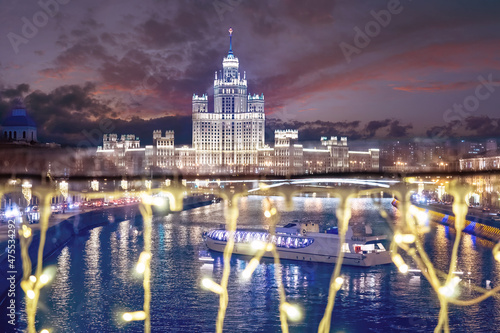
460;155;500;171
96;30;379;176
192;28;265;174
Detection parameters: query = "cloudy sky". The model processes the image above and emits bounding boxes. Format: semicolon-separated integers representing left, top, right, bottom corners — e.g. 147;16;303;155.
1;0;499;145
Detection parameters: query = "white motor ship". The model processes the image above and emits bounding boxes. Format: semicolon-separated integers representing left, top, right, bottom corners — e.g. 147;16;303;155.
204;222;392;267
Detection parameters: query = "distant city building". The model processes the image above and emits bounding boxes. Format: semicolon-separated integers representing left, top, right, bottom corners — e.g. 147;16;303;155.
486;139;498;154
458;138;500;172
459;140;485;158
460;155;500;171
380;140;455;172
97;134;151;174
95;30;379;176
349;149;380;172
1;98;37;143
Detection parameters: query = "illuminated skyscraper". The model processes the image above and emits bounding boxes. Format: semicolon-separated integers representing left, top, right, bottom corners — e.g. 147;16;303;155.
97;30;379;176
192;28;265;174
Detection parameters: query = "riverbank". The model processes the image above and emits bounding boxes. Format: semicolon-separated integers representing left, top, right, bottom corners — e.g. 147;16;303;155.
392;200;500;242
0;196;213;305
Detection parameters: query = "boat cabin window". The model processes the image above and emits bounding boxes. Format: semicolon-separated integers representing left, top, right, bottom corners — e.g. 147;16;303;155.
353;242;387;254
365;240;389;252
207;230;314;249
342;243;350;253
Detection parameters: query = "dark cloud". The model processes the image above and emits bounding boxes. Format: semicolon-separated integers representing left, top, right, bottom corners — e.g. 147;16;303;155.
464;115;500;136
1;80;498;146
1;0;500;144
426;116;500;140
266;118;414;142
426;123;457;140
364;119;391;138
0;83;30;99
0;83;112;143
388;120;413;137
40;34;113;78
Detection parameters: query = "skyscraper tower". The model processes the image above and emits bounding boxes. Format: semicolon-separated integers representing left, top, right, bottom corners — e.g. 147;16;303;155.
192;28;265;174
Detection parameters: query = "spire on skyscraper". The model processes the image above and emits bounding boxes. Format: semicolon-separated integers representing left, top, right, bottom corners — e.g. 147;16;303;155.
228;27;234;58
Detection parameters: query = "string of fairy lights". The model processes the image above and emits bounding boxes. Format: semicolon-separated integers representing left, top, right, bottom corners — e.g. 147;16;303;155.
1;177;499;333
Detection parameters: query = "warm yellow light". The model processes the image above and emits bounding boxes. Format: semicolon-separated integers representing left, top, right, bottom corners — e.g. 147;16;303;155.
136;262;146;274
392;254;408;274
280;302;302;321
40;274;49;285
395;233;416;244
22;181;32;202
242;258;260;280
265;243;274;251
394;233;403;244
495;252;500;262
122;311;146;322
40;329;50;333
439;286;453;297
439;276;461;298
142;194;167;207
251;240;265;251
142;195;153;205
135;251;151;274
153;197;166;207
201;278;224;294
403;234;416;243
22;225;31;238
417;211;428;223
334;276;344;290
27;290;35;299
409;205;419;215
270;207;277;215
259;183;270;191
29;275;37;283
264;210;271;218
59;181;69;199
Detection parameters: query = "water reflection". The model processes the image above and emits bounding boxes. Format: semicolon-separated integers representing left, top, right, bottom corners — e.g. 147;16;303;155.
110;220;130;289
48;247;72;331
15;196;500;332
83;227;103;331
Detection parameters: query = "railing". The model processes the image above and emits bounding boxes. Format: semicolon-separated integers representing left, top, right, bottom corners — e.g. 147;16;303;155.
1;172;500;333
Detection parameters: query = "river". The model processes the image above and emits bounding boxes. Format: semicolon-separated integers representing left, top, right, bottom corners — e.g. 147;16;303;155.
5;196;500;332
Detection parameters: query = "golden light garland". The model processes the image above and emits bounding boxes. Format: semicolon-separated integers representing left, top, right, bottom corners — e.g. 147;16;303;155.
1;176;499;333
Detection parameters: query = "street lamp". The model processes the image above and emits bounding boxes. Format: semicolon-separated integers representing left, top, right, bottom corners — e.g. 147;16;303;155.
59;180;68;200
22;181;32;203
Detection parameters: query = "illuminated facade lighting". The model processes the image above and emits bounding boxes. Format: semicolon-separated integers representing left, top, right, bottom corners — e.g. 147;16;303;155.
95;30;379;176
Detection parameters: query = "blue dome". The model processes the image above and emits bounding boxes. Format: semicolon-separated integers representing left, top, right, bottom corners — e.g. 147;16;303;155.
2;108;37;128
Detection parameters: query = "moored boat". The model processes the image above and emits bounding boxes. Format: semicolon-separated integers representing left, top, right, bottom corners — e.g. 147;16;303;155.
204;222;392;267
